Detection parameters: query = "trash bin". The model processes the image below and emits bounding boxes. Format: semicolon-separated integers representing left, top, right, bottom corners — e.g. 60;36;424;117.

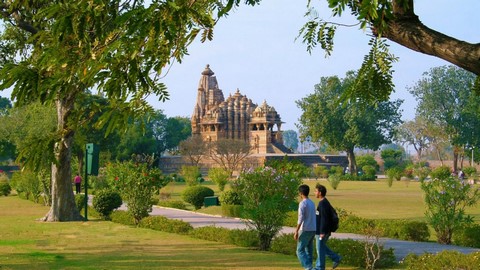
204;196;219;207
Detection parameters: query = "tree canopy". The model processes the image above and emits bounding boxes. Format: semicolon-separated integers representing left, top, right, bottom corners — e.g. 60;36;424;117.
409;65;480;171
296;71;402;173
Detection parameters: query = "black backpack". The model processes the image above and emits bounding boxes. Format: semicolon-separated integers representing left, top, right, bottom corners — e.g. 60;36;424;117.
329;205;339;232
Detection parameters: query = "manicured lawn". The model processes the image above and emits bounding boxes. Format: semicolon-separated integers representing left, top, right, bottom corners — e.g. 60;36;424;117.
191;178;480;222
0;196;302;270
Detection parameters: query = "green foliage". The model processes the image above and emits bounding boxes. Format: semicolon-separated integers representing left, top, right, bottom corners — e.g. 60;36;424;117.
430;165;452;180
453;224;480;248
219;190;242;205
386;167;403;187
181;185;214;210
329;165;344;176
296;72;402;167
180;165;202;186
75;194;86;213
357;155;379;171
189;226;259;248
0;180;11;196
92;189;123;220
270;233;397;269
208;167;230;191
312;165;329;179
10;171;42;203
381;148;404;171
139;216;193;235
328;174;341;190
283;211;298;228
231;166;303;250
106;161;170;224
362;165;376;177
265;156;312;179
413;163;431;182
404;251;480;270
463;166;477;177
110;210;136;226
340;174;376;181
421;176;480;244
337;210;430;242
157;200;187;210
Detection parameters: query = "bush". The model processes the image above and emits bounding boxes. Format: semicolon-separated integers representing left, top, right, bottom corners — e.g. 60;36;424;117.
357;154;379;171
189;226;231;243
283;211;298;227
180;165;202;186
208;167;230;191
421;176;479;244
270;234;396;269
0;181;11;196
157;200;187;210
232;166;302;250
329;166;344;176
219;190;242;205
328;174;341;190
228;229;260;247
404;251;480;270
139;216;193;235
110;210;136;226
413;165;431;182
340;174;376;181
92;189;123;220
430;165;451;180
453;224;480;248
313;165;329;179
362;165;376;177
10;171;42;203
106;161;170;224
75;194;86;212
182;185;214;210
463;166;477;178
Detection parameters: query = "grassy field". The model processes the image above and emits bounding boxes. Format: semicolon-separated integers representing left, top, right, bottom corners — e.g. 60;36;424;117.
0;196;304;270
177;179;480;222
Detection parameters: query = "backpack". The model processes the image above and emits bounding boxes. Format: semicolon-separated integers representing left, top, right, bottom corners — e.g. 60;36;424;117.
329;205;339;232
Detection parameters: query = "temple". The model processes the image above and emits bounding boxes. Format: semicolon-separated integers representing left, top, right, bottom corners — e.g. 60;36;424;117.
191;65;290;154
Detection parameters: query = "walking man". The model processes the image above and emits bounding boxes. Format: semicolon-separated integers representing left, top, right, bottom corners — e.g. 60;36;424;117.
314;183;342;270
294;184;316;270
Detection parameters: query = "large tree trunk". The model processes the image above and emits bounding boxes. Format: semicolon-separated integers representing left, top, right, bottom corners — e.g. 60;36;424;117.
380;0;480;75
42;96;83;222
346;148;357;175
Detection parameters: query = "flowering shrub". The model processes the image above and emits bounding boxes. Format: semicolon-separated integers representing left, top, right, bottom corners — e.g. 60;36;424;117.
232;166;302;250
105;161;170;224
421;176;479;244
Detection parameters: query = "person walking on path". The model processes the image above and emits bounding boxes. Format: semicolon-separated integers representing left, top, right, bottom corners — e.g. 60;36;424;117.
74;173;82;194
315;183;342;270
294;184;317;270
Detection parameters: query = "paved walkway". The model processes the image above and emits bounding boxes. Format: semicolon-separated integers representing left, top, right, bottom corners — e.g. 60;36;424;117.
147;205;479;261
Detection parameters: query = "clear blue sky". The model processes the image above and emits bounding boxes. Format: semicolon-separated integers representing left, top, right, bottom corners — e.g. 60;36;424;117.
1;1;479;132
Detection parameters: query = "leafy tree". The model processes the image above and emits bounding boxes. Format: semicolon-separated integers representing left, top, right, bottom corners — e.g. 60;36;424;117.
207;138;251;174
0;96;15;161
179;135;207;166
0;1;238;221
409;65;479;172
282;130;299;152
395;117;431;160
296;71;402;174
164;116;191;154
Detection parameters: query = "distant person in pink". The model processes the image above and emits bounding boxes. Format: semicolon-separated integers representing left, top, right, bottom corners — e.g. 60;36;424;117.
74;174;82;194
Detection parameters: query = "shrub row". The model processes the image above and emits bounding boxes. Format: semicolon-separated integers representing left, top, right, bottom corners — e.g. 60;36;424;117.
403;250;480;270
189;226;260;247
270;233;397;269
338;211;430;242
453;224;480;248
157;200;188;210
0;181;11;196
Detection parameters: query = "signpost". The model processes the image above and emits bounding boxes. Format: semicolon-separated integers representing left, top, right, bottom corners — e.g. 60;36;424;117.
84;143;99;221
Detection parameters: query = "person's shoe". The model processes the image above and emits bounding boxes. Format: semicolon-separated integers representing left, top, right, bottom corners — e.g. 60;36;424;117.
332;256;342;269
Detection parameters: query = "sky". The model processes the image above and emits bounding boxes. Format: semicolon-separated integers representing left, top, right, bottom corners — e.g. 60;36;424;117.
1;1;479;133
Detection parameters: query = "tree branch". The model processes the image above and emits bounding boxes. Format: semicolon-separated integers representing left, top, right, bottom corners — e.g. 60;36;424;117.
381;0;480;75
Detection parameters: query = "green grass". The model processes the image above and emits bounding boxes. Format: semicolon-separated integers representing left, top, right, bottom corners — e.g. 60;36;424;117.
191;178;480;223
0;196;304;270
